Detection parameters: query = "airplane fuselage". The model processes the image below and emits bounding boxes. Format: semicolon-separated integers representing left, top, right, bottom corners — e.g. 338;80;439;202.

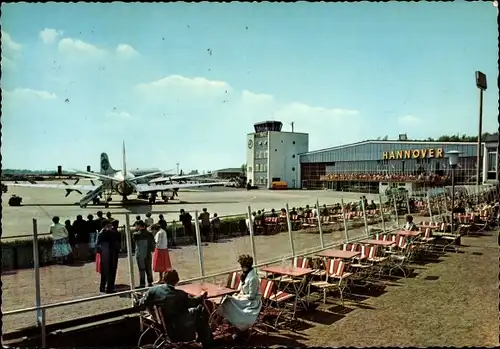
104;171;137;197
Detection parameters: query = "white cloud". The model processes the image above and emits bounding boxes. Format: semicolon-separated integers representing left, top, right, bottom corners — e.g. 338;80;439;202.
135;75;232;104
57;37;140;60
39;28;63;44
4;88;58;100
1;31;22;69
58;38;107;58
1;31;22;53
116;44;139;58
398;115;422;125
134;74;362;148
241;90;275;105
137;75;230;92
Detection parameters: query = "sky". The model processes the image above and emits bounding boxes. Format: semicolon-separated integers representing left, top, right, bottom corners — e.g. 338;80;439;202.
1;2;498;172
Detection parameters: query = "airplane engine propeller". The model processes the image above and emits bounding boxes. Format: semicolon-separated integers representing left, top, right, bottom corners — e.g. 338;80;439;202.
63;180;83;197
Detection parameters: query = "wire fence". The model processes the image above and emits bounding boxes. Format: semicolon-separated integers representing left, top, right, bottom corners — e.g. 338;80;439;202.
1;183;498;346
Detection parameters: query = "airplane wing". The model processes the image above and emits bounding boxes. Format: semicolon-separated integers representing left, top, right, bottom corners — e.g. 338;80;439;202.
149;173;213;184
135;181;229;193
6;182;98;191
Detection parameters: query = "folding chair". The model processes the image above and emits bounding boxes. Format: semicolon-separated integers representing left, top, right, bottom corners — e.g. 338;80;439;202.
260;278;295;328
138;304;200;348
309;258;352;306
386;236;410;277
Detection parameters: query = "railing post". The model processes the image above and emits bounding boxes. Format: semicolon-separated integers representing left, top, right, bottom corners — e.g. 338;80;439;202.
124;214;135;300
193;211;205;277
340;198;349;242
172;220;178;245
393;194;399;227
406;192;411;216
247;206;258;265
285;203;296;257
379;194;386;233
32;219;46;348
426;193;434;224
315;199;325;249
435;193;441;219
361;198;369;236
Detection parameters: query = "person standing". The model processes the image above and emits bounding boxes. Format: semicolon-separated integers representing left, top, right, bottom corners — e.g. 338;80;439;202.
151;223;172;283
159;218;175;248
64;220;76;251
73;215;88;261
49;216;72;264
86;214;99;261
198;208;210;242
95;220;121;293
179;209;195;245
211;213;221;242
134;221;155;288
145;212;154;227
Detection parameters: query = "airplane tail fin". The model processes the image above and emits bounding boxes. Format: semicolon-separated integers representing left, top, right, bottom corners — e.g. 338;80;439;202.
122;141;127;176
100;153;115;175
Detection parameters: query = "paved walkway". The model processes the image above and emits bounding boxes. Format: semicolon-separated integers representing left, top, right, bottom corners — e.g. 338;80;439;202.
2;224;372;334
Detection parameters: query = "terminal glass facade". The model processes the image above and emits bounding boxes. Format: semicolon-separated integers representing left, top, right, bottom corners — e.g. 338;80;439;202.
299;141;480;190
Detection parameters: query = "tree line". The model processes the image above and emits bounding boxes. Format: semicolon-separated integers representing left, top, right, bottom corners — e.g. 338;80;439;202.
377;132;498;142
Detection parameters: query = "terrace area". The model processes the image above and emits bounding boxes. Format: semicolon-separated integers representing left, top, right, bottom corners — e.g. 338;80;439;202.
247;231;498;347
2;185;498;347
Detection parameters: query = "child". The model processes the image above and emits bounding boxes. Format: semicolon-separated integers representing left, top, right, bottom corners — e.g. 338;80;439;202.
151;223;172;283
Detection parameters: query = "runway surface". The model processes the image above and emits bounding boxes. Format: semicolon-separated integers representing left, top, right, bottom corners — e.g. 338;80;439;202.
2;181;378;239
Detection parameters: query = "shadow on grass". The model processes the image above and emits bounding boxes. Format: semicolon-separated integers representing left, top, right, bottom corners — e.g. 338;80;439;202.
297;309;344;325
327;304;355;315
248;333;308;347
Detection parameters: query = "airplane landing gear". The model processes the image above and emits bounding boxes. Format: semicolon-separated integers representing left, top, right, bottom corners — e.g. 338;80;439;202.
92;198;101;205
162;195;169;203
149;192;157;204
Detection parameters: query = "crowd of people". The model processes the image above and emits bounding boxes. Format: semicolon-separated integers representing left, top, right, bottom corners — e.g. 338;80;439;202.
320;172;449;183
46;208;226;294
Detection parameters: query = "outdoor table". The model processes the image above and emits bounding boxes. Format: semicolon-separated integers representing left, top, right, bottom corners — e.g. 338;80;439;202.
260;266;314;316
177;282;237;299
359;239;395;246
417;224;439;229
316;249;360;259
397;230;422;237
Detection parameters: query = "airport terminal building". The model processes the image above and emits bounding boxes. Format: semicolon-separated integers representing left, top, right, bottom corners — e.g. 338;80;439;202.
245;120;498;193
298;138;498;193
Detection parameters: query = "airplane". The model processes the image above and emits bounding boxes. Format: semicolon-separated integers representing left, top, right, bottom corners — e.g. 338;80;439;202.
6;142;229;208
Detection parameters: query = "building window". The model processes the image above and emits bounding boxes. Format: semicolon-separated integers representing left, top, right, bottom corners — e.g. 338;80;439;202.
292;167;295;171
488;152;497;172
292;154;296;158
248;167;252;172
275;149;277;152
293;141;295;144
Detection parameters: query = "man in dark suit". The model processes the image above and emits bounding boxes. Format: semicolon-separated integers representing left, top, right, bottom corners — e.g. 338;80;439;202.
138;270;214;348
96;220;121;293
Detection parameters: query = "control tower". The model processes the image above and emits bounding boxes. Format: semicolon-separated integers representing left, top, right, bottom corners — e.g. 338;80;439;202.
246;121;309;189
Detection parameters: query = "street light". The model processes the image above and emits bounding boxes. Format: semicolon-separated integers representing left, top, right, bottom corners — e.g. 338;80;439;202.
447;150;461;234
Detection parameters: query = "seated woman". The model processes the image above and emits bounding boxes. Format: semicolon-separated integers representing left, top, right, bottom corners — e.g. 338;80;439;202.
218;254;262;340
404;215;418;231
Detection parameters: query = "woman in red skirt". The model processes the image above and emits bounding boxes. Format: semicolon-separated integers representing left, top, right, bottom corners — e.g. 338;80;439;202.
151;223;172;283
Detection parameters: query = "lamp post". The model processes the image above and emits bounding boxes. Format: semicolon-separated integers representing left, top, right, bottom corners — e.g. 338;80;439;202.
475;71;487;189
447;150;461;233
